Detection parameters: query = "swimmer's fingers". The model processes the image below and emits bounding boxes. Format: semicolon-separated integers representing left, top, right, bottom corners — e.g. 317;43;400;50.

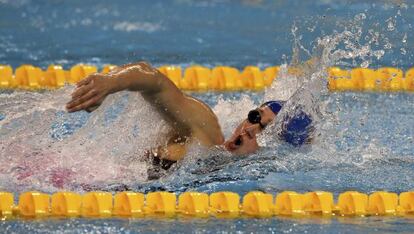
67;94;103;113
76;74;95;87
66;89;99;112
85;105;99;113
71;82;94;99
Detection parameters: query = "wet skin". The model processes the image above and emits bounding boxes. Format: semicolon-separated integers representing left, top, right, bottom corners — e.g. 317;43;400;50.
224;106;276;155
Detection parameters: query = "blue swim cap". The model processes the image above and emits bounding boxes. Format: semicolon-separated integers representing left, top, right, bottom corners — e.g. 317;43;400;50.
262;100;314;146
280;111;313;147
262;100;285;114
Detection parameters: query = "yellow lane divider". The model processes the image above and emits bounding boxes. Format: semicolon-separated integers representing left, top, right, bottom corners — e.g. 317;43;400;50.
1;64;414;92
1;191;414;219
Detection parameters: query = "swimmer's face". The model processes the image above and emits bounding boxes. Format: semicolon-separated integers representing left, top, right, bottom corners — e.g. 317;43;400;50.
224;106;276;155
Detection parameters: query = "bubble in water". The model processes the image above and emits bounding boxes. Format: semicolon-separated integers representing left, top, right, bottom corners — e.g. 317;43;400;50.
372;50;385;60
361;60;370;68
354;13;366;21
386;17;396;31
307;25;316;32
402;33;407;43
384;37;393;49
399;3;408;9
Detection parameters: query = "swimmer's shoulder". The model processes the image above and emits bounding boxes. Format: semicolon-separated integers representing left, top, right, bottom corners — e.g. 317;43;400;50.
185;95;224;146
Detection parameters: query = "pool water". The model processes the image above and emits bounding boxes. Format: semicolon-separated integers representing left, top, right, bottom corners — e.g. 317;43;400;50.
1;0;414;233
1;0;413;69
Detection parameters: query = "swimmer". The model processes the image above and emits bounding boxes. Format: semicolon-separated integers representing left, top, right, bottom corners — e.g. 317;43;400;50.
66;62;313;168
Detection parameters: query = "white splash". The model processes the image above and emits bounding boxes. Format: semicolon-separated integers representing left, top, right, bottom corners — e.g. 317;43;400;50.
0;87;172;193
113;21;163;33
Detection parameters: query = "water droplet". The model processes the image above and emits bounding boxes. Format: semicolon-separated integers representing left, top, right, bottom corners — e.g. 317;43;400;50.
399;3;408;9
361;61;370;68
384;42;392;50
402;33;407;43
354;13;366;21
386;17;396;31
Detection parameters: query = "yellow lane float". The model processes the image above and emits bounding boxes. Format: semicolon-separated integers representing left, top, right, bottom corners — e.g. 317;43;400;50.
0;64;413;92
1;190;414;219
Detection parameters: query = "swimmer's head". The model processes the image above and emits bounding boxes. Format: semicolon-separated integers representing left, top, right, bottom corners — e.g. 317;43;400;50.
224;100;285;155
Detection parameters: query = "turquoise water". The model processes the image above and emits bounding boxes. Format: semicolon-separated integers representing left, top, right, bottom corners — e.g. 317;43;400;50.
1;0;414;233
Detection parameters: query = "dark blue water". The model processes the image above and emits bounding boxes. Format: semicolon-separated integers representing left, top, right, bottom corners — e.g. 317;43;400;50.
1;0;414;233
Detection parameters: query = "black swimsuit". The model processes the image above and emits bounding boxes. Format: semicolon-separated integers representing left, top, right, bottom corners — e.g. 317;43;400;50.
152;156;176;170
147;155;176;180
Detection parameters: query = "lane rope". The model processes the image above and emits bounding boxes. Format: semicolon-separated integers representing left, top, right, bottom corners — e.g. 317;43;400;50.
0;64;413;92
0;190;413;218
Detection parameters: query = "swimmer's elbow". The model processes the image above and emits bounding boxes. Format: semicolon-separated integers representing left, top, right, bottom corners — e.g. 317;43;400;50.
215;133;225;145
117;61;168;94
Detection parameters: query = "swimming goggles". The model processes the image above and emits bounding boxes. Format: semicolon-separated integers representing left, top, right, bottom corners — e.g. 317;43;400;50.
247;109;266;129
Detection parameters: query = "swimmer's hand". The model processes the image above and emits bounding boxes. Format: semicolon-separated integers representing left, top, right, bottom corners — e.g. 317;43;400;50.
66;61;158;113
66;73;115;113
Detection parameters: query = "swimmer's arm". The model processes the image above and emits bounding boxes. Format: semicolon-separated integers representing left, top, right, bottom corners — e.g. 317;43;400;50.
69;62;149;112
107;62;167;94
66;62;224;146
105;62;154;76
67;62;167;112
